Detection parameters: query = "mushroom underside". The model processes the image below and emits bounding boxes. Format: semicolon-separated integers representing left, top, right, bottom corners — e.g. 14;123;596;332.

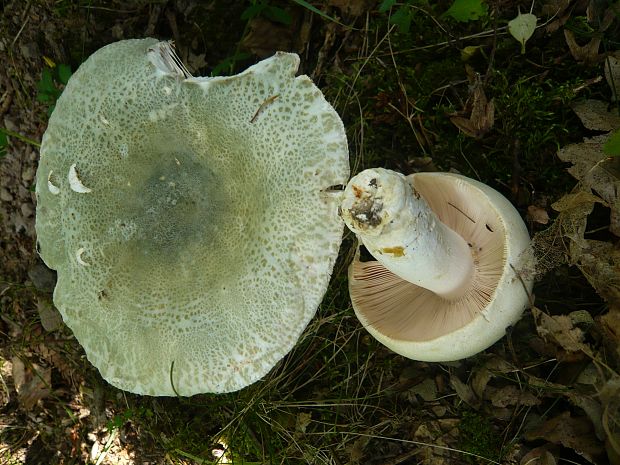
349;173;510;342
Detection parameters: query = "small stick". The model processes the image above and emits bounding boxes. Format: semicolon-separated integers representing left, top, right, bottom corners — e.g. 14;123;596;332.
250;94;279;123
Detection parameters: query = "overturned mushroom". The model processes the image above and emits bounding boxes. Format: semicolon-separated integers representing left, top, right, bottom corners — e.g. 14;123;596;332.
35;39;349;395
341;168;533;361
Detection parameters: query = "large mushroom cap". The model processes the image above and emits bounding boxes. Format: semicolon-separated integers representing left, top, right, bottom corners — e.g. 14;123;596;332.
348;171;533;361
35;39;349;395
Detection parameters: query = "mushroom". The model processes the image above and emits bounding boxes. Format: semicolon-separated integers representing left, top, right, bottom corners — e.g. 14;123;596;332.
35;39;349;395
340;168;533;361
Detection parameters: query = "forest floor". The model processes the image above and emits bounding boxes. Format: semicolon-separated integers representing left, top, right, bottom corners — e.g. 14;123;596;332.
0;0;619;464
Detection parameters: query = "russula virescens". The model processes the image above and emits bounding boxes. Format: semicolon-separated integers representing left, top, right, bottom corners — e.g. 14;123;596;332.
340;168;533;361
35;39;349;395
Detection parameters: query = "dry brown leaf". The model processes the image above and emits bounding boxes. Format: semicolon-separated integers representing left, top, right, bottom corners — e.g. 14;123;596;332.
525;411;605;463
347;435;370;464
551;190;603;250
576;362;602;385
558;103;620;235
557;134;615;185
528;191;597;279
241;16;300;58
542;0;571;33
520;445;558;465
599;377;620;460
450;374;479;409
575;240;620;306
571;99;620;132
37;297;63;332
598;2;620;32
527;205;550;225
598;306;620;362
534;186;619;308
570;391;605;441
551;190;603;212
486;385;541;408
450;80;495;139
532;307;591;353
413;419;460;463
471;355;515;399
564;29;601;64
295;412;312;434
0;356;11;408
605;52;620;101
11;357;51;410
408;377;438;402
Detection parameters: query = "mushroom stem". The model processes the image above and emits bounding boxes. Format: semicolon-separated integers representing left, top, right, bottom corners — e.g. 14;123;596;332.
341;168;475;300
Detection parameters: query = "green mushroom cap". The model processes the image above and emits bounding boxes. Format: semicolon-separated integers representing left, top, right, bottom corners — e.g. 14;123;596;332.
35;39;349;395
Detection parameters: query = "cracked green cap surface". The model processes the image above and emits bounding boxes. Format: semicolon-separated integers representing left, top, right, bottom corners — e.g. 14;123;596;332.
35;39;349;395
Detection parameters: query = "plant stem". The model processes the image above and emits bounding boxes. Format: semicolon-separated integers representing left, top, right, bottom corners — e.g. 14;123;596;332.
0;127;41;148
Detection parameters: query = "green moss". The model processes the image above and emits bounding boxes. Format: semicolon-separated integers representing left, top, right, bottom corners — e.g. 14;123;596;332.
458;411;503;463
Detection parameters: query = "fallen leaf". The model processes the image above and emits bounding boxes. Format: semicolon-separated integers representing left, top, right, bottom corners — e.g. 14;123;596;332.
599;377;620;460
557;135;618;184
413;419;460;463
37;298;63;332
557;105;620;235
576;362;602;386
241;16;300;58
576;240;620;306
409;377;438;402
527;205;550;224
471;355;515;399
563;2;618;65
564;29;601;64
569;391;605;441
551;190;603;249
598;306;620;363
11;357;51;410
532;307;591;354
450;374;479;409
295;412;312;434
520;446;558;465
486;385;541;408
525;411;605;463
0;356;12;408
347;435;369;464
528;189;603;280
605;52;620;101
571;99;620;132
543;0;571;34
450;78;495;138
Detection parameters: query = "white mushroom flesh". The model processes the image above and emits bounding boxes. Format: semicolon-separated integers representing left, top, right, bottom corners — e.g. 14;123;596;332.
75;248;90;266
68;164;92;193
47;170;60;195
341;168;475;299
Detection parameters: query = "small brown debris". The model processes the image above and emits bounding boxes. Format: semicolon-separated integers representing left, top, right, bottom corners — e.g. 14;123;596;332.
527;205;550;225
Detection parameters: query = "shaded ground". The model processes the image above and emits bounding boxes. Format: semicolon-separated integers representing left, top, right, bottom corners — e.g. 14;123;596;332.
1;0;619;464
